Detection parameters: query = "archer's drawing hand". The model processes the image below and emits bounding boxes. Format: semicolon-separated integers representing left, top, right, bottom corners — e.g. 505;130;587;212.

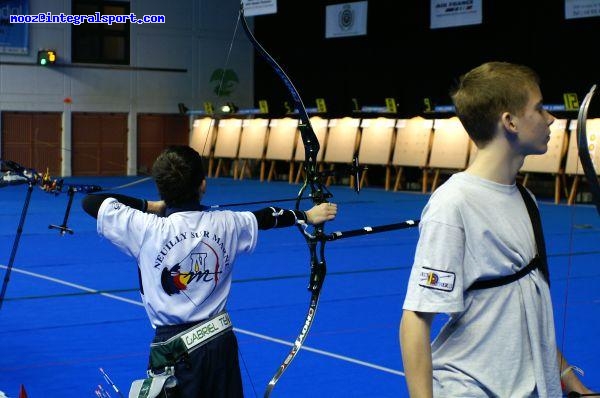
305;202;337;225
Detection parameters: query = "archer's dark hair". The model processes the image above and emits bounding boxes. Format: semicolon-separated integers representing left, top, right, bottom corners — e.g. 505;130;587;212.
450;61;541;147
151;145;205;207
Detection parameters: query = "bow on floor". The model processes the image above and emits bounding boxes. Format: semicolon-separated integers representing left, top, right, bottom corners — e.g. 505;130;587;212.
576;84;600;215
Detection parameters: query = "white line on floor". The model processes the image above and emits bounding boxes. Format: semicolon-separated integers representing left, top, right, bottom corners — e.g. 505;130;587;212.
0;264;405;377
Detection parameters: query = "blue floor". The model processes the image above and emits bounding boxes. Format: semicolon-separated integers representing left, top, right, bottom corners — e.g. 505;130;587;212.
0;176;598;397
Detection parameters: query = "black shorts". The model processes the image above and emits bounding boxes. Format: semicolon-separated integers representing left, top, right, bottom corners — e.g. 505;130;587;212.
151;323;243;398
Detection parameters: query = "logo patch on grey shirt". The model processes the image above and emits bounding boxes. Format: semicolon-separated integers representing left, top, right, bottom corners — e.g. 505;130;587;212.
418;267;455;291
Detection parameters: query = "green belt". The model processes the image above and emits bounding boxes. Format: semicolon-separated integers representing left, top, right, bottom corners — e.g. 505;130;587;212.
150;311;232;369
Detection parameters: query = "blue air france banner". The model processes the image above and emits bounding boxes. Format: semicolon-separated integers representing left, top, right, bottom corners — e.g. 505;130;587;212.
325;1;367;39
0;0;28;54
430;0;482;29
565;0;600;19
243;0;277;17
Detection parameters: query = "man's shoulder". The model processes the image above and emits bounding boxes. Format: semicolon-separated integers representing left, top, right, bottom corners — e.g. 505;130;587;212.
429;174;468;203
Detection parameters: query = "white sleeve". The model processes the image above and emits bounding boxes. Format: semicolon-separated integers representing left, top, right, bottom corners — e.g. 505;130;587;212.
403;199;466;314
229;210;259;253
96;197;158;259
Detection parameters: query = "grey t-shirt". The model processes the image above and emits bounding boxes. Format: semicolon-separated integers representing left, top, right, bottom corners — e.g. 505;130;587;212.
403;172;561;397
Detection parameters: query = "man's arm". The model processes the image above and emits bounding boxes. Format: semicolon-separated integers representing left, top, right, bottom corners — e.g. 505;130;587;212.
82;194;335;227
252;203;337;230
557;349;595;395
81;193;164;219
400;309;435;398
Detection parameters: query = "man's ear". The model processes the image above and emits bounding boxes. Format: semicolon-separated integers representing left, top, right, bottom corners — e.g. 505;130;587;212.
501;111;518;135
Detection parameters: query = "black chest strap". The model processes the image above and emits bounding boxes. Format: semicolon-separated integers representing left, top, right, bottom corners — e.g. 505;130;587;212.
467;183;550;291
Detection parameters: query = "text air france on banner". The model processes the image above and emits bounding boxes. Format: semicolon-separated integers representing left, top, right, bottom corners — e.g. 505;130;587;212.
325;1;367;39
243;0;277;17
430;0;482;29
565;0;600;19
0;0;28;54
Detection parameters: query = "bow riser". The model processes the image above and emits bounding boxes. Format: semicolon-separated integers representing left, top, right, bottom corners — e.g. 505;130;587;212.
239;4;329;396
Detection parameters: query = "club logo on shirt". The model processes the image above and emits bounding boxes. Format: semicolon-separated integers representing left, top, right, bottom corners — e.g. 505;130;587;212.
161;241;222;296
418;267;455;292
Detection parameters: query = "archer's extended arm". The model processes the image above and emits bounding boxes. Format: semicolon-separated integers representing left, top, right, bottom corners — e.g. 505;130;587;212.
82;193;149;219
253;202;336;230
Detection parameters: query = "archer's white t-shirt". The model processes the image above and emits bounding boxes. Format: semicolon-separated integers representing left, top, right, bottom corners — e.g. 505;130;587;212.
97;198;258;327
403;172;562;397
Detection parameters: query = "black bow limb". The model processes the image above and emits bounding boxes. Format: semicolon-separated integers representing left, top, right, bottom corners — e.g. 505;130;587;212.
576;84;600;216
238;3;333;395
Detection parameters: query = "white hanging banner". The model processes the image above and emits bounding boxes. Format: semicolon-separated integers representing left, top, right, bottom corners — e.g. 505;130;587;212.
325;1;368;39
430;0;482;29
565;0;600;19
242;0;277;17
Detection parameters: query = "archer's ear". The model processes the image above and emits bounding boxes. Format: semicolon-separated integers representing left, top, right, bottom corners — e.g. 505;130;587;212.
501;111;518;135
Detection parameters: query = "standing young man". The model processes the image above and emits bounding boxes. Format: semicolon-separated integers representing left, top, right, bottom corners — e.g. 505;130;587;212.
400;62;593;397
82;145;337;397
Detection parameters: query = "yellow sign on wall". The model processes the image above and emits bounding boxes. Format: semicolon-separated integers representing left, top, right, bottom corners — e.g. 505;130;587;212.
203;102;214;114
258;100;269;113
423;98;433;113
385;98;397;113
563;93;579;111
316;98;327;113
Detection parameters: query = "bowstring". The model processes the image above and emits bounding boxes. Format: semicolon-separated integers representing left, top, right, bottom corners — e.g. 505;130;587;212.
26;130;153;192
562;118;579;378
35;135;126;174
560;90;597;386
199;11;242;160
196;8;259;398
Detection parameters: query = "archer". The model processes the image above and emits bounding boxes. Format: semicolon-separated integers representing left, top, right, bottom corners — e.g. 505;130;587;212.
81;145;336;397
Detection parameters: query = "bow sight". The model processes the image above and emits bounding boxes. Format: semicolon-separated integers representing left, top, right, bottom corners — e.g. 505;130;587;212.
315;156;367;194
0;160;101;310
1;160;103;235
